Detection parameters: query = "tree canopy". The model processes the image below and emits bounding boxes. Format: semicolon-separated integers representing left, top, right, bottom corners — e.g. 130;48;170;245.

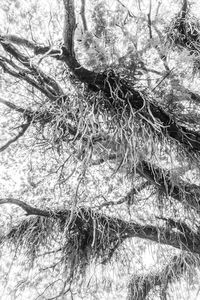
1;0;200;299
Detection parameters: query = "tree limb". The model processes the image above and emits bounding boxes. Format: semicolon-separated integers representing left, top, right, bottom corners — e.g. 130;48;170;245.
0;123;30;152
0;39;63;98
0;97;31;114
4;33;200;155
63;0;76;57
0;198;51;217
80;0;88;32
1;200;200;256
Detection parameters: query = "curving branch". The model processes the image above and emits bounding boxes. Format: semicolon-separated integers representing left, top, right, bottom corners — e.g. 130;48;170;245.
0;198;51;217
3;31;200;155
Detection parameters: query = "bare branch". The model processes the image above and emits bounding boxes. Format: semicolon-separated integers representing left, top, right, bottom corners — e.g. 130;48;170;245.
2;35;38;50
80;0;88;32
147;0;152;39
0;58;57;100
63;0;76;57
0;97;30;114
0;123;30;152
0;40;63;98
0;198;50;217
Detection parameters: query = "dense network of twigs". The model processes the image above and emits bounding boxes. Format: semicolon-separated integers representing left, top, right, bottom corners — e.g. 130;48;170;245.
2;0;200;299
167;11;200;56
1;208;130;280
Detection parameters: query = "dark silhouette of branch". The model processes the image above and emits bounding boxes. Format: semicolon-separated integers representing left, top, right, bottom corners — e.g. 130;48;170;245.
0;39;63;98
180;0;188;19
147;0;152;39
0;97;30;114
63;0;76;57
0;123;30;152
3;31;200;154
80;0;88;32
1;199;200;256
1;35;38;49
0;198;50;217
0;35;61;56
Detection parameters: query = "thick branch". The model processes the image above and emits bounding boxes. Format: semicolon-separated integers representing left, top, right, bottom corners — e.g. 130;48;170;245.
60;1;200;152
1;200;200;255
0;198;51;217
4;33;200;154
63;0;76;57
59;50;200;154
0;97;29;114
80;0;88;32
2;35;38;49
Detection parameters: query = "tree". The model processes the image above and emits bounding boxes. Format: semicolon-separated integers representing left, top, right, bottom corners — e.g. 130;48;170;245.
0;0;200;299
